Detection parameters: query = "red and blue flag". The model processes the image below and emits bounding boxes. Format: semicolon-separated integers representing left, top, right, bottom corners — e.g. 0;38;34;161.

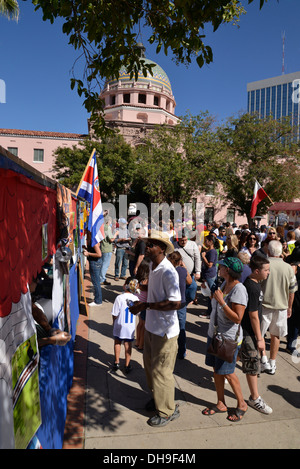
77;149;104;246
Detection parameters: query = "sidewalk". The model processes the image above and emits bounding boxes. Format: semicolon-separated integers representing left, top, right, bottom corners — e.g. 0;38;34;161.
63;259;300;449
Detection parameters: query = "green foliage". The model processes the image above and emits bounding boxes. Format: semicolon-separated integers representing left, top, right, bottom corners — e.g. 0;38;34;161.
52;109;299;223
179;111;227;195
133;111;224;204
52;135;137;199
0;0;19;20
134;124;189;205
217;113;300;222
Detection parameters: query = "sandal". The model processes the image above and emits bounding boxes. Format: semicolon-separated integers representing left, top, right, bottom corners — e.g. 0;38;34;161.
202;405;227;416
227;407;247;422
147;405;180;427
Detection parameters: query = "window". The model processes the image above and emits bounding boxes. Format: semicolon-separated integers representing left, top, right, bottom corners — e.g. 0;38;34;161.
266;87;271;116
204;207;214;222
154;96;159;106
33;149;44;162
110;95;116;105
123;93;130;103
250;90;255;113
271;86;276;117
282;83;287;117
255;89;260;113
7;147;18;156
260;88;265;118
205;184;215;196
276;85;282;119
288;82;293;116
138;93;146;104
227;208;235;224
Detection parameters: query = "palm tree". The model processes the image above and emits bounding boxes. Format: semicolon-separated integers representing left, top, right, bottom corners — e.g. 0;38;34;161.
0;0;19;21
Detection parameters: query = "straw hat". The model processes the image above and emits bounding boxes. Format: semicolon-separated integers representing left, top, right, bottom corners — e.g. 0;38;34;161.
143;229;174;255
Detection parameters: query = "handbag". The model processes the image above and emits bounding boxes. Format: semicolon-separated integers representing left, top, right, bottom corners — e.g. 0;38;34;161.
182;246;196;275
207;303;240;363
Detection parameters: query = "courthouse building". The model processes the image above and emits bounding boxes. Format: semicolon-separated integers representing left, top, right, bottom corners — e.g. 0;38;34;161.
95;43;180;145
0;45;248;225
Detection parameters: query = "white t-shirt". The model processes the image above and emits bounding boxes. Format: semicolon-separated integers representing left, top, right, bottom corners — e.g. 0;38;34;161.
111;292;138;340
34;298;53;323
145;257;181;338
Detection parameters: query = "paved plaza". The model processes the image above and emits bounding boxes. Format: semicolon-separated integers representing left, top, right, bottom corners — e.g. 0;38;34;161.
63;260;300;450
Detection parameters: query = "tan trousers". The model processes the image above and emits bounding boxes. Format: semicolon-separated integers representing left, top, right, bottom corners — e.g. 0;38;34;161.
143;329;178;418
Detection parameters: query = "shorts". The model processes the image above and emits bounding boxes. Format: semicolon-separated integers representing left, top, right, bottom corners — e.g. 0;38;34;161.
113;336;134;343
205;336;241;375
240;335;260;375
261;307;288;338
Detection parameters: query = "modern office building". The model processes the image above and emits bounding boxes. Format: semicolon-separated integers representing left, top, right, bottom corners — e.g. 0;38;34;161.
247;71;300;140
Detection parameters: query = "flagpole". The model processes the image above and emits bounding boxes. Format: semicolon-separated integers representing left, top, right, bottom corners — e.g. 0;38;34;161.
75;148;96;197
78;261;88;315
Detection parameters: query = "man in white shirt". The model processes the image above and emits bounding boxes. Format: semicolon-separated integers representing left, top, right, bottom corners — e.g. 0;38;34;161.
130;230;181;427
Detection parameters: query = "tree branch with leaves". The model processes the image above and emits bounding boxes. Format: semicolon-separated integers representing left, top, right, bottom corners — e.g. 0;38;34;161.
217;112;300;224
28;0;268;135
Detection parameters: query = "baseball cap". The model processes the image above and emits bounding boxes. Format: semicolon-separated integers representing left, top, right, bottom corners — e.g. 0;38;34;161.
218;257;243;273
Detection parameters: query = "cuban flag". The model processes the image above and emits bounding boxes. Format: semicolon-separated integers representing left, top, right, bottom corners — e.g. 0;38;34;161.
77;149;105;246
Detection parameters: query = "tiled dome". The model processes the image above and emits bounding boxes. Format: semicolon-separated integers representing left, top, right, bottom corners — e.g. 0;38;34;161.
104;44;172;94
106;59;172;94
99;43;178;135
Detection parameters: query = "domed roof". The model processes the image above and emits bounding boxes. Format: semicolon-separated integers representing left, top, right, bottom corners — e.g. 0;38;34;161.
105;44;172;94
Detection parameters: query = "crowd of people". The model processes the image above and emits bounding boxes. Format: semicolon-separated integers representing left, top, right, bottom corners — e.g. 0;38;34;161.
83;215;300;427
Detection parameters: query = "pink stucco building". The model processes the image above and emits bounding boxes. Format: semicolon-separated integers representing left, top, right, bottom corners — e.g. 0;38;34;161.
0;128;86;177
89;43;180;146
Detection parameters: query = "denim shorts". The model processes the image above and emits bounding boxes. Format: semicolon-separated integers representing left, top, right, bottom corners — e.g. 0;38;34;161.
205;336;241;375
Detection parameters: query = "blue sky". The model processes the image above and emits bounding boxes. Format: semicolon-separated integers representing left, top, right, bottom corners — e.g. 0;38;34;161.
1;0;300;134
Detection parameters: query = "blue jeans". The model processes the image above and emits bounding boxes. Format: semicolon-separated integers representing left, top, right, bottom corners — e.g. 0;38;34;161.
185;276;197;304
204;276;217;316
100;252;113;283
89;259;102;304
287;312;300;351
177;305;187;358
114;248;129;278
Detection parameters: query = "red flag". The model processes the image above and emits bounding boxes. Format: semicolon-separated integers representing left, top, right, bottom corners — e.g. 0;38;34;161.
250;180;268;218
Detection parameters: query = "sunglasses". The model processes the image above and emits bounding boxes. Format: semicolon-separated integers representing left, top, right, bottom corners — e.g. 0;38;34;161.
269;232;276;235
146;242;155;248
249;237;256;240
